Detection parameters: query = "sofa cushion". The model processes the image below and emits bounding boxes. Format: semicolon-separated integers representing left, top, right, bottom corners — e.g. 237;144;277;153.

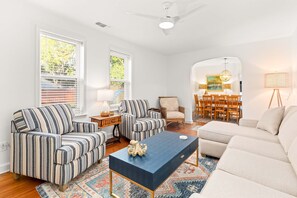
256;107;285;135
217;148;297;196
288;137;297;175
160;97;179;111
133;118;166;132
55;132;106;164
13;104;74;134
278;106;297;153
199;121;278;144
120;100;149;118
167;111;185;119
194;170;295;198
228;136;288;162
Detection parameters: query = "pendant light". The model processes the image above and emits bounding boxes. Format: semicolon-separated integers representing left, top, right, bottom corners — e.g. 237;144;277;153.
220;58;232;82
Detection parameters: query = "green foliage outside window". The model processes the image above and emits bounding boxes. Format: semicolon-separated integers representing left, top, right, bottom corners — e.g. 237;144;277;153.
40;36;76;76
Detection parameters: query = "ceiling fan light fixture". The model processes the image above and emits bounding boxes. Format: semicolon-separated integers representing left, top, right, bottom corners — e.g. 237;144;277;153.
159;21;174;29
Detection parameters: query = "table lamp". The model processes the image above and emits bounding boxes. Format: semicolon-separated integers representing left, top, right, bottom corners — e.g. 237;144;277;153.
97;89;114;117
265;72;289;108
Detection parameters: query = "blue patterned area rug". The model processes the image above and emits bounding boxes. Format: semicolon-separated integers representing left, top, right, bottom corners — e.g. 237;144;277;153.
36;153;218;198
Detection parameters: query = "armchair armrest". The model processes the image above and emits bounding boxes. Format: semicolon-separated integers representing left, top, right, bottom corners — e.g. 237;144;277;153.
10;131;61;178
239;118;259;128
120;113;136;133
72;121;99;132
160;107;167;119
179;106;185;114
147;110;162;119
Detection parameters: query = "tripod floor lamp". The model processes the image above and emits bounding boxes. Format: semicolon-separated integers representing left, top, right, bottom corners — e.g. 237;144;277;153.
265;72;289;109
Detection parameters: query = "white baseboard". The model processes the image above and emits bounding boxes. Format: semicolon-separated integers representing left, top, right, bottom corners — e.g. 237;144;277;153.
0;163;10;174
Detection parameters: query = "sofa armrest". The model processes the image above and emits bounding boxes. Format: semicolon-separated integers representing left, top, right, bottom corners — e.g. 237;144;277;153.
239;118;259;128
10;131;61;177
189;193;208;198
72;121;99;132
147;110;162;119
179;106;185;114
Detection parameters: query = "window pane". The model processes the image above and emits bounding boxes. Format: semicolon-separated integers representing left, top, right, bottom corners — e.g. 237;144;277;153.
110;81;124;104
110;55;125;80
40;35;77;77
41;77;78;109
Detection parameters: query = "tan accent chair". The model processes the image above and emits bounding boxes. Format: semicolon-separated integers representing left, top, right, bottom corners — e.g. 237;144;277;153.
159;96;185;126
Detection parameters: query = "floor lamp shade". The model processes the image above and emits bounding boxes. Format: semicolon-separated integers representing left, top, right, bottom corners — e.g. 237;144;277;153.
265;73;289;88
265;72;289;108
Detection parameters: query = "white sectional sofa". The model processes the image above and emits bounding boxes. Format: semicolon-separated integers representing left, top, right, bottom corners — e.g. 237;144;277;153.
191;106;297;198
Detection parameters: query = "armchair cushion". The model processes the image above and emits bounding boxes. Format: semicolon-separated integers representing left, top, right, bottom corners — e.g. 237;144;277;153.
159;97;179;111
167;111;185;119
133;118;166;132
55;132;107;165
13;104;74;134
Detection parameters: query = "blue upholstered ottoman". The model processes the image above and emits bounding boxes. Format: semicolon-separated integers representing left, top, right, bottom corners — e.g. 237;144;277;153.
109;131;198;197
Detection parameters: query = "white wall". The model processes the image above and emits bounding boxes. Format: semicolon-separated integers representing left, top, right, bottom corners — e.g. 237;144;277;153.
0;1;167;173
167;37;293;123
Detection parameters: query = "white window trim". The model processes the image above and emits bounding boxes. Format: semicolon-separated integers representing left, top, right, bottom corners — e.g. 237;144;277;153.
109;50;132;109
36;28;86;116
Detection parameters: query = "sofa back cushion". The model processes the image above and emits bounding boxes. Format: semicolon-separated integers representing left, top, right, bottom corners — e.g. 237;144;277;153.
160;97;179;111
278;106;297;153
120;100;149;118
288;137;297;176
256;107;285;135
13;104;74;134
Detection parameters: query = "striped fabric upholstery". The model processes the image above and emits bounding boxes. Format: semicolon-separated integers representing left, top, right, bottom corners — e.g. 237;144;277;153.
54;145;105;185
11;104;107;187
147;110;162;119
10;132;61;182
119;100;166;141
13;104;74;134
73;121;99;132
130;127;165;141
120;100;150;118
55;132;107;164
133;118;166;132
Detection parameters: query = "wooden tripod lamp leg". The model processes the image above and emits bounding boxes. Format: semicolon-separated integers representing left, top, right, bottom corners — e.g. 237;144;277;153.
268;89;276;109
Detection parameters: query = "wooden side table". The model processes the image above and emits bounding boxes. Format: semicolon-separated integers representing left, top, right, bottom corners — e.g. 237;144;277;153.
90;115;122;145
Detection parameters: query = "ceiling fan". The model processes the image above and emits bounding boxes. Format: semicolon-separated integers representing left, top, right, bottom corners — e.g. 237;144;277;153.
127;1;205;35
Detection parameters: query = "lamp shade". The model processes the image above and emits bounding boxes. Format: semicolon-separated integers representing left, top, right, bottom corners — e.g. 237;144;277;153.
223;83;232;89
97;89;114;101
199;83;207;89
265;73;289;88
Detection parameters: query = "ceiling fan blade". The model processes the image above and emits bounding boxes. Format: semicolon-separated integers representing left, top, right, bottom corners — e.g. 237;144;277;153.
179;4;206;20
172;16;181;23
126;11;159;20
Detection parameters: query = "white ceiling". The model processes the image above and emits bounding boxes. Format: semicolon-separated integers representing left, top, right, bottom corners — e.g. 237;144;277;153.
25;0;297;55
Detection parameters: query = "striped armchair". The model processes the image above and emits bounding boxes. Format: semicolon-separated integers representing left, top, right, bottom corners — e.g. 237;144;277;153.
119;100;166;141
10;104;107;191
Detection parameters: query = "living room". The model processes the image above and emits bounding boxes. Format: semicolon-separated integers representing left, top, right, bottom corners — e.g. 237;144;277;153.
1;0;297;197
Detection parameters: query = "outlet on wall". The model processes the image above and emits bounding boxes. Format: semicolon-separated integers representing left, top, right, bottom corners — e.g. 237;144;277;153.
0;141;10;152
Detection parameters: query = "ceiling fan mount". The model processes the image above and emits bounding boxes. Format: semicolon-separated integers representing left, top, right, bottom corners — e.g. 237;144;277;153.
127;1;205;35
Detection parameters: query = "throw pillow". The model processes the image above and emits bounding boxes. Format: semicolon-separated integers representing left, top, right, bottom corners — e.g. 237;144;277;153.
257;107;285;135
256;106;285;135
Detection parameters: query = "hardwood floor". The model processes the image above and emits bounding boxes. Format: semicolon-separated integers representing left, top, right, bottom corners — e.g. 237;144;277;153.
0;123;198;198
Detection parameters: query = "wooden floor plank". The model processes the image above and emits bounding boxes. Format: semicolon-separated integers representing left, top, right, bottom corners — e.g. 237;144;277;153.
0;123;197;197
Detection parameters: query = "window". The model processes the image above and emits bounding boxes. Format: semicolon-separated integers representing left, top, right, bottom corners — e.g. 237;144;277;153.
39;31;85;114
109;51;131;105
